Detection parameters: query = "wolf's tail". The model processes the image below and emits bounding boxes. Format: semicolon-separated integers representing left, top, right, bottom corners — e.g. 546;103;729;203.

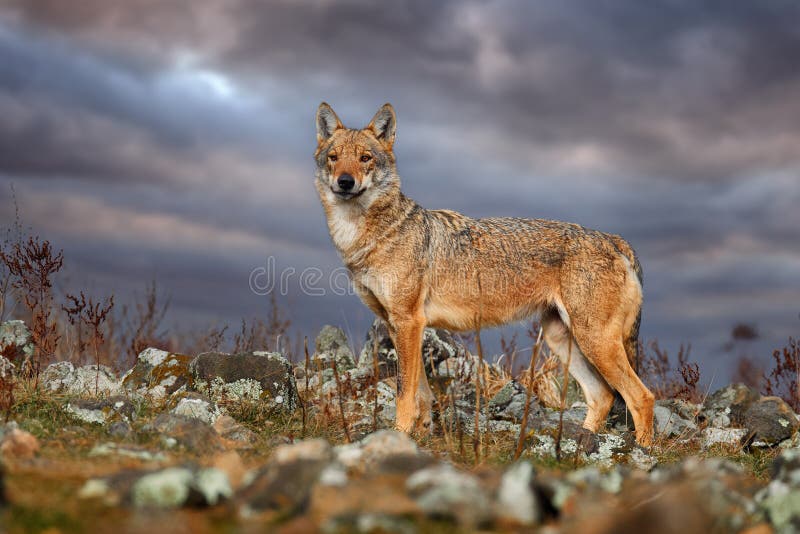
610;235;644;374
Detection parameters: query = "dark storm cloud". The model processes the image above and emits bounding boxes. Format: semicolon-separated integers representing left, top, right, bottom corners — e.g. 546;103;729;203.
0;1;797;373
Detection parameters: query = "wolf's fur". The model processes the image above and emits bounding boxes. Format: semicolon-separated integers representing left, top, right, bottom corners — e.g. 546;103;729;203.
314;103;655;445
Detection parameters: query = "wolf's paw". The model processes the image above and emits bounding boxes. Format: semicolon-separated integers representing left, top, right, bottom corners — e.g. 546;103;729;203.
413;413;433;437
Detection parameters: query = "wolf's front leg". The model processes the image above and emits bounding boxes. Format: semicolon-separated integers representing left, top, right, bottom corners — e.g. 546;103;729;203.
388;311;429;434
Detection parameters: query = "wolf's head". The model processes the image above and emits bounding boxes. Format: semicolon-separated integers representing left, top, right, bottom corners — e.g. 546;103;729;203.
314;103;398;204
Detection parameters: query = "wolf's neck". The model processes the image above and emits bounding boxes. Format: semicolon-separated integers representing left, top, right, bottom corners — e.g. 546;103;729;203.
325;186;418;262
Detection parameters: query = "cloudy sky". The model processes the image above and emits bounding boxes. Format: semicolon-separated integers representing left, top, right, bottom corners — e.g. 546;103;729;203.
0;1;798;380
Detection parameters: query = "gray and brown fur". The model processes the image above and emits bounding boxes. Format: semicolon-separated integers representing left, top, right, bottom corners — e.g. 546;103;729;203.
314;103;655;445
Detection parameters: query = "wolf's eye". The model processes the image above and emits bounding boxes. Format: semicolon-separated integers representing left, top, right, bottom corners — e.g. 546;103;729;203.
328;154;338;162
360;154;372;163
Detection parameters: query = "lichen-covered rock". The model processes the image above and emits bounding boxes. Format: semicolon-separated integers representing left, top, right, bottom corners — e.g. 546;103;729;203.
702;427;749;448
64;396;135;425
313;325;355;372
121;348;193;402
41;362;121;396
169;394;222;426
494;461;541;526
0;356;14;379
700;383;760;428
190;351;298;411
741;396;800;447
757;451;800;532
0;320;35;364
406;464;491;528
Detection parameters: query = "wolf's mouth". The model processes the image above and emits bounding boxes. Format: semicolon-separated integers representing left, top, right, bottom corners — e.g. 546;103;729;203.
332;188;365;200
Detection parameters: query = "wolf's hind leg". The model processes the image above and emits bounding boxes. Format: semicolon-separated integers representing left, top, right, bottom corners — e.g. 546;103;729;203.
571;326;655;446
542;315;615;432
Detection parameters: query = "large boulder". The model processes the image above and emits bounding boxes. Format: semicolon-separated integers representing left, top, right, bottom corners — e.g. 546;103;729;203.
742;396;799;446
313;325;355;372
189;351;298;411
121;348;193;402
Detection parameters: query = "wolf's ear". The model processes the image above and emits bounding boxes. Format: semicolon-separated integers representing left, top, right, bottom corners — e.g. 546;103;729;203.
317;102;343;143
367;103;396;149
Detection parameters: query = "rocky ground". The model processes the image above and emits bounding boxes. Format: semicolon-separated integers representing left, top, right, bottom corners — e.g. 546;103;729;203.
1;319;799;533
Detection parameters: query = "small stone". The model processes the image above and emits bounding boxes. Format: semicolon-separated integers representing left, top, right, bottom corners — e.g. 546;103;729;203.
131;467;194;508
0;320;35;364
313;325;356;372
654;402;698;438
89;443;166;462
108;421;132;439
494;461;540;526
702;427;748;448
170;396;222;425
213;415;259;449
272;438;333;464
64;396;135;425
0;356;14;379
406;464;491;528
147;413;223;453
700;383;759;428
0;428;39;459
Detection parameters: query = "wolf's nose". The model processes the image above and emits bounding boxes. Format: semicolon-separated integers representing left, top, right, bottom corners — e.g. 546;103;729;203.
337;174;356;191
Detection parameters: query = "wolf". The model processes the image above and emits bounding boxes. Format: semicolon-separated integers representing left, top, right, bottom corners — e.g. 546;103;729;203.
314;102;655;446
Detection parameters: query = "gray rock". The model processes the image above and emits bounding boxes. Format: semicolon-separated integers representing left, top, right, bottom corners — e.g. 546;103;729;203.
105;466;234;508
488;380;531;422
754;449;800;530
494;461;541;526
0;320;34;364
108;421;132;439
313;325;356;372
41;362;121;396
236;439;332;516
146;413;223;453
654;401;698;438
742;396;800;447
406;464;491;528
357;319;398;379
358;319;465;379
190;351;298;411
169;395;221;425
701;427;748;448
700;383;759;428
0;356;14;379
213;415;259;449
121;348;193;402
89;443;166;462
64;396;135;425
